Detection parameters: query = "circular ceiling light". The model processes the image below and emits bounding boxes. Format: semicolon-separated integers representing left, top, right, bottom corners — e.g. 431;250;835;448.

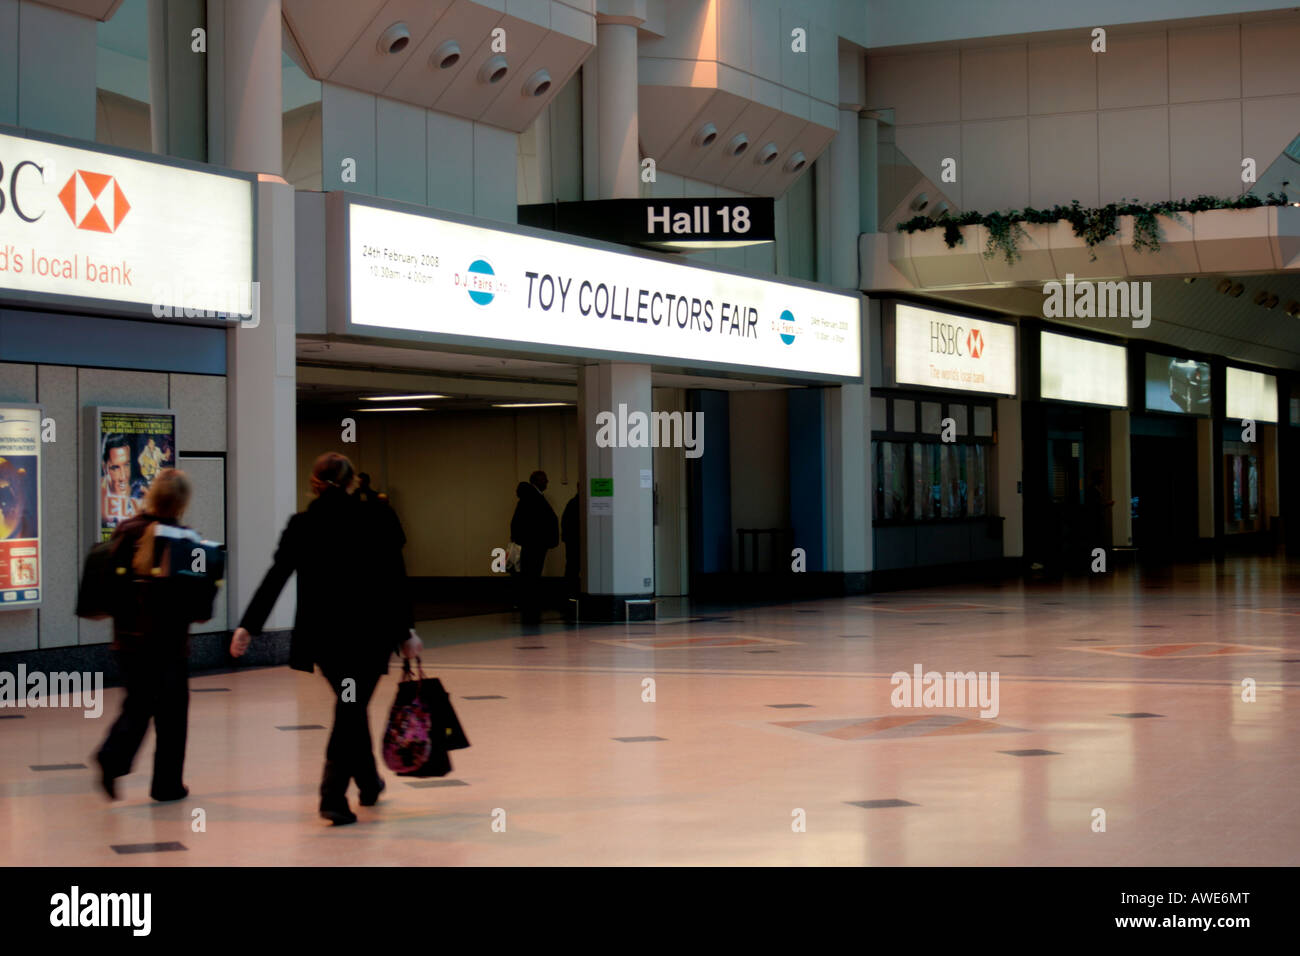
377;22;411;55
522;68;552;97
755;142;779;166
479;55;509;85
783;151;807;173
910;192;929;213
692;123;718;148
726;133;749;157
431;39;461;69
931;200;950;218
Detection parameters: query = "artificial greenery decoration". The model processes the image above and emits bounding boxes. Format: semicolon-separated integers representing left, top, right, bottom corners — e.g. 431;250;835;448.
898;192;1291;263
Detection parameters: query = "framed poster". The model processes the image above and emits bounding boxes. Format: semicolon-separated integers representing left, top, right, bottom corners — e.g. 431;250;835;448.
0;405;42;609
86;407;176;543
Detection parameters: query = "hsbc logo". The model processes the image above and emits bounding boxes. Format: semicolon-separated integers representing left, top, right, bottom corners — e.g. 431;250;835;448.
58;171;130;233
967;328;984;358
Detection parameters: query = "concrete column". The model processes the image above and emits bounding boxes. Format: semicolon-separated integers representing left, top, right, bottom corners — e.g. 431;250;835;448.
148;0;207;160
829;110;860;289
578;363;656;618
858;114;879;234
823;298;870;588
1110;409;1132;548
218;0;297;630
996;396;1024;559
595;13;642;199
218;0;282;175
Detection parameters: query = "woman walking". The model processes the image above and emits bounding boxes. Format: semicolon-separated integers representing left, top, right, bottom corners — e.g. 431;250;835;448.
95;469;217;802
230;452;421;825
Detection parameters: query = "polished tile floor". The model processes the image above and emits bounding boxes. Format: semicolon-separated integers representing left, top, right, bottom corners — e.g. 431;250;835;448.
3;556;1298;866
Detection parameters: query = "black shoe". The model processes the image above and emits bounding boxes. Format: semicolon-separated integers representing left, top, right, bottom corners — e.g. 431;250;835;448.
94;753;118;801
319;802;358;826
150;785;189;803
358;779;386;807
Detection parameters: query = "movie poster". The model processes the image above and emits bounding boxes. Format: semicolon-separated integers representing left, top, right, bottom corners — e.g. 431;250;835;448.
0;406;42;609
93;409;176;542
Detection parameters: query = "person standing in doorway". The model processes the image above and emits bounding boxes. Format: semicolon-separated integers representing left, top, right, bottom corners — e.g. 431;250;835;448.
511;470;558;625
561;492;580;598
230;452;422;825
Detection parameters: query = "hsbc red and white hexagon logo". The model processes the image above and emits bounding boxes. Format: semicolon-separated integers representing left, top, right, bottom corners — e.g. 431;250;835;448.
57;170;130;233
966;328;984;358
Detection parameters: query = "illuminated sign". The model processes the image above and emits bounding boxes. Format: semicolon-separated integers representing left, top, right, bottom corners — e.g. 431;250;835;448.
337;196;860;379
0;128;254;317
1040;331;1127;407
894;303;1016;395
1225;367;1277;423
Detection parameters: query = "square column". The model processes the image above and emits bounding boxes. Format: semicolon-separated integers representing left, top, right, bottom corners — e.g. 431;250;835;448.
578;362;655;619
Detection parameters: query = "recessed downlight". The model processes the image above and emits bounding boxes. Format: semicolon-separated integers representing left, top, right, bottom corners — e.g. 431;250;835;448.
755;142;779;166
523;68;552;97
479;55;509;85
431;39;461;69
910;192;929;213
693;122;718;148
377;22;411;55
783;151;807;173
726;133;749;157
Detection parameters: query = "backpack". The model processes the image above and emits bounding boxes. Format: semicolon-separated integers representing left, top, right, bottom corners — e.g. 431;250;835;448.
75;537;132;620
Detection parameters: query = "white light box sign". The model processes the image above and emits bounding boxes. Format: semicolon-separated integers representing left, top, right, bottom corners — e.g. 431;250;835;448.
1040;330;1127;407
1225;367;1278;424
343;200;861;379
894;303;1016;395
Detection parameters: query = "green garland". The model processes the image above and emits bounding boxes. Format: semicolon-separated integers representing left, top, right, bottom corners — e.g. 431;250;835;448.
898;193;1291;263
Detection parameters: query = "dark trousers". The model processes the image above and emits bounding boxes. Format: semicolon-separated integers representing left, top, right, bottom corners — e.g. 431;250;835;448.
518;547;547;623
318;667;382;806
98;650;190;795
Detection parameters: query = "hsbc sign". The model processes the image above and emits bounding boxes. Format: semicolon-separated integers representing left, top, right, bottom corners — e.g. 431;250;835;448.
893;303;1016;396
0;128;253;316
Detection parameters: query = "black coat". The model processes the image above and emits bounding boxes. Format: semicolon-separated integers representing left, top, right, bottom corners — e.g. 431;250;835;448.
238;488;413;675
510;482;558;551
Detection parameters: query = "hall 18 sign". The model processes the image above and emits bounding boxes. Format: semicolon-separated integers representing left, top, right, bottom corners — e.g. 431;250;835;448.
517;198;776;249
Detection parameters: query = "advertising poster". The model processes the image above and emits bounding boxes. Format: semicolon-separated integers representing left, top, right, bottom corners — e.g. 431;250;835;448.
1145;352;1211;415
93;408;176;542
0;406;42;609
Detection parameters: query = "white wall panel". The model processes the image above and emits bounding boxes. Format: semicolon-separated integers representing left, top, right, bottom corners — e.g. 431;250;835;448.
1027;40;1097;115
1030;113;1099;208
961;118;1028;211
1241;19;1300;97
1169;24;1240;103
1170;99;1242;199
427;110;475;215
867;52;960;124
1098;32;1168;110
1099;107;1169;203
321;83;377;194
473;122;520;222
961;45;1027;121
377;97;429;206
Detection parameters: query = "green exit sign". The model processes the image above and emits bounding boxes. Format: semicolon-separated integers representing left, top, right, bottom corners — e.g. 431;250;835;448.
590;478;613;497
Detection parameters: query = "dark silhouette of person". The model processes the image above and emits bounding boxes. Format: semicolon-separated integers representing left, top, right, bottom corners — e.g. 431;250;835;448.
511;470;558;624
95;469;217;803
561;493;580;597
230;452;421;825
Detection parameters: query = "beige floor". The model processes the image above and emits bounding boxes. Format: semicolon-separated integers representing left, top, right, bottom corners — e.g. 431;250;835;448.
3;556;1298;866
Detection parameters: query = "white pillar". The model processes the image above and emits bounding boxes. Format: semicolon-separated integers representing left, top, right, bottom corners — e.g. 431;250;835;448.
578;363;655;617
595;13;641;199
829;108;860;289
858;114;879;234
219;0;297;630
219;0;282;175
